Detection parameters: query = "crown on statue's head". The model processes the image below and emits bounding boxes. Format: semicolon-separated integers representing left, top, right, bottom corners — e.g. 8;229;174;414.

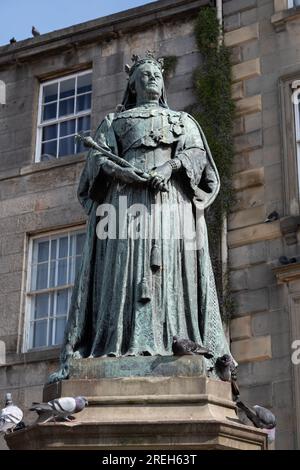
125;50;164;76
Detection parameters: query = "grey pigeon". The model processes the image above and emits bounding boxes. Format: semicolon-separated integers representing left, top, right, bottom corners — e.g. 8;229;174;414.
237;401;276;430
0;393;23;433
30;396;88;422
172;336;213;359
32;26;40;37
264;211;279;223
214;354;240;399
9;37;16;44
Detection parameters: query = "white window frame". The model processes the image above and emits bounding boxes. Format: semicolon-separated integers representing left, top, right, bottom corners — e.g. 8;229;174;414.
292;85;300;196
35;70;92;163
24;225;85;352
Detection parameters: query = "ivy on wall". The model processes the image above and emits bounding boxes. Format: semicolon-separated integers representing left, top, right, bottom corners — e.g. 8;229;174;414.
193;6;236;321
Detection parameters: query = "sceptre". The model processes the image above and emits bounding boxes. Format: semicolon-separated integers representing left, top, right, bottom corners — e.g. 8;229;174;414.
75;133;168;192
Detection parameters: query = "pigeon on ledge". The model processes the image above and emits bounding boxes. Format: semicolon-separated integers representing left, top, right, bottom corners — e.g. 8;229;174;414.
32;26;40;37
0;393;23;434
212;354;240;399
236;401;276;430
30;396;88;423
172;336;213;359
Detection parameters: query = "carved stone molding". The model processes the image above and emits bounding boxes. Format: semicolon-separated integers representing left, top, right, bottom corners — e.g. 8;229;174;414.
273;261;300;284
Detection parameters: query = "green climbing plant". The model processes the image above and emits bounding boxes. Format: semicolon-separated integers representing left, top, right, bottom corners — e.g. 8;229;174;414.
193;6;236;321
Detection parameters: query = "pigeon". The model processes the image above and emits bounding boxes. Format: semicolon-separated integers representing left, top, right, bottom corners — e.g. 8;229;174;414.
213;354;240;399
9;37;16;44
32;26;41;37
0;393;23;434
264;211;279;223
279;256;297;265
236;401;276;430
172;336;213;359
30;396;88;423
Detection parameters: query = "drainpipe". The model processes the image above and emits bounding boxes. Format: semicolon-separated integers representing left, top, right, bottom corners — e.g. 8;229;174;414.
216;0;223;27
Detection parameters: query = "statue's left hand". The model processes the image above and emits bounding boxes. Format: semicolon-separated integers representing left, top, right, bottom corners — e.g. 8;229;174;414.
149;162;172;191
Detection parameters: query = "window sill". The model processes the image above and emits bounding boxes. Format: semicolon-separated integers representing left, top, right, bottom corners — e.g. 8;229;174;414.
271;6;300;31
1;346;61;367
0;153;86;181
273;261;300;284
21;153;86;176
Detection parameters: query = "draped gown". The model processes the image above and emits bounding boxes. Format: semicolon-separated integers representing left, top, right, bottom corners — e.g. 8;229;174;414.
60;103;232;363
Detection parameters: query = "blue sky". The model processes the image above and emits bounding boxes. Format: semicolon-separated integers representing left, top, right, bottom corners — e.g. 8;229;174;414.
0;0;154;46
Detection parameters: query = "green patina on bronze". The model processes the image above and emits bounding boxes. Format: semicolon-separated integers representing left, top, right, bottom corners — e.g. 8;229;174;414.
48;51;233;383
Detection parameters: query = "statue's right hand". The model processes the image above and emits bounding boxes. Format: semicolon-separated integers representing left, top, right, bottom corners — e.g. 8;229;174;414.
102;160;148;184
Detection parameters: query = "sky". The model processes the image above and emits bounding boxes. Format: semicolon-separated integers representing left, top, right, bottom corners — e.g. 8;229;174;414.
0;0;154;46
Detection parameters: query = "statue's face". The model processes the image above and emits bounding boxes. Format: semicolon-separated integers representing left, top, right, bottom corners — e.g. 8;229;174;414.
133;62;163;102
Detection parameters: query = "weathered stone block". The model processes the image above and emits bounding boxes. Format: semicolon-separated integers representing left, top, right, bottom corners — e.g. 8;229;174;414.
236;94;262;116
228;221;281;248
238;382;273;408
229;241;267;269
223;0;257;16
233;116;244;135
234;129;263;153
233;167;264;191
244;112;262;133
233;288;269;316
232;58;261;83
224;13;241;32
246;264;275;290
233;185;265;212
225;23;259;48
230;315;252;341
241;8;258;27
231;336;272;363
229;205;265;230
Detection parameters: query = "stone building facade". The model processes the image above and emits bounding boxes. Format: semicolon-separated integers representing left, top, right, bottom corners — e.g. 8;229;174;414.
0;0;300;450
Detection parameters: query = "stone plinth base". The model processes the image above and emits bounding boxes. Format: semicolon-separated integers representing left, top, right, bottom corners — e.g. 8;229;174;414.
6;356;268;450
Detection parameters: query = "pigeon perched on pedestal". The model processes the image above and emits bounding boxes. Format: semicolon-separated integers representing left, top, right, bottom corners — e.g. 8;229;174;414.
172;336;213;359
30;396;88;423
213;354;240;399
237;401;276;443
0;393;23;434
32;26;40;37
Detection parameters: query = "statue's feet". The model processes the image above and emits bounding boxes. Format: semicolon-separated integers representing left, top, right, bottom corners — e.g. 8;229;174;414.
47;365;69;384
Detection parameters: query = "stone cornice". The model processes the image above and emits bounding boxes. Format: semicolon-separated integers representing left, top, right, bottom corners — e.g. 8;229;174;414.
0;0;209;68
273;262;300;284
271;6;300;31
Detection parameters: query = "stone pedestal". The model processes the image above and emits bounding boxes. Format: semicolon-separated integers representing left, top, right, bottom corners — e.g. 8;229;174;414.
6;356;268;450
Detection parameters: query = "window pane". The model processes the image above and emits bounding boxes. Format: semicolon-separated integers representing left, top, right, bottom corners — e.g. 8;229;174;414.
59;98;74;117
56;290;68;316
50;239;57;259
59;237;68;258
42;124;58;141
32;320;47;348
43;102;57;121
36;263;48;290
76;93;91;112
58;259;67;285
78;115;90;132
43;83;58;103
60;119;76;137
41;140;57;158
75;256;82;276
58;136;75;157
60;78;75;99
77;73;92;94
55;317;67;344
37;241;49;262
49;260;56;287
33;293;49;320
